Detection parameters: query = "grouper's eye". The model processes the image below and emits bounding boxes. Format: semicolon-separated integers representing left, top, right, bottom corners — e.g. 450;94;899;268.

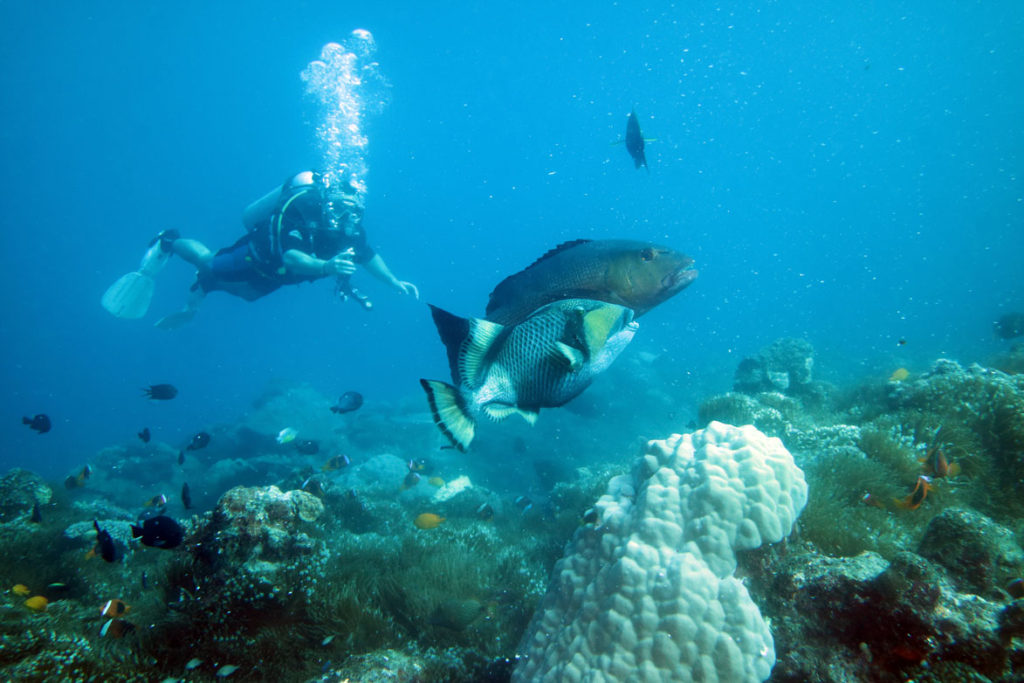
640;247;656;262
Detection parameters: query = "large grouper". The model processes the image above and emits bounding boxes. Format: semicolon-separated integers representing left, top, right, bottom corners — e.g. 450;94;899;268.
420;298;639;451
484;239;697;326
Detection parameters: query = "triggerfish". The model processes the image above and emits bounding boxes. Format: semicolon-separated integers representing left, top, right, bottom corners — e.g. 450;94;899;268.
624;108;650;171
484;239;697;326
421;299;638;451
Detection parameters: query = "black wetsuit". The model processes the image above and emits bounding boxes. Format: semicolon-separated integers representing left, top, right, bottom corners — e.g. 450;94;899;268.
196;182;375;301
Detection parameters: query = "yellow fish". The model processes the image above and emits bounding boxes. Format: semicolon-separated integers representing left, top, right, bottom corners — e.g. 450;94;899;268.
11;584;30;596
889;368;910;382
24;595;48;612
414;513;445;530
427;476;445;487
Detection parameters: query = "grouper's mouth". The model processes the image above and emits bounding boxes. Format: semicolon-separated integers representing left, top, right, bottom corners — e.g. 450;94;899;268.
664;264;699;292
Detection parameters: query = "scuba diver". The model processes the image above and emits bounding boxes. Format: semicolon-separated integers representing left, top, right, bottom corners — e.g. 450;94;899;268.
102;170;419;328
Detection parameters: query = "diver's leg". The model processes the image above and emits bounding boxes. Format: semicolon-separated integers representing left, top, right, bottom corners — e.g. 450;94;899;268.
155;286;205;330
169;239;214;270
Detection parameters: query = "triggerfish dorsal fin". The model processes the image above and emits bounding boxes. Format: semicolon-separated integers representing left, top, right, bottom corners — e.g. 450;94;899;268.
420;379;476;452
484;404;540;425
582;305;627;357
428;305;503;386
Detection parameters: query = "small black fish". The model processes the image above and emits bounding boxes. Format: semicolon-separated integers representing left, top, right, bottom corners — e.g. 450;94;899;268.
93;520;118;562
22;414;51;434
294;439;320;455
178;450;185;466
624;108;649;171
138;427;151;443
143;384;178;400
30;501;42;523
181;482;192;510
330;391;364;414
131;515;184;549
476;503;494;522
186;432;210;451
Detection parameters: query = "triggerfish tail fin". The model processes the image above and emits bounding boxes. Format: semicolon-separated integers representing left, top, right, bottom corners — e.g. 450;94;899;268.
428;304;503;387
420;379;476;452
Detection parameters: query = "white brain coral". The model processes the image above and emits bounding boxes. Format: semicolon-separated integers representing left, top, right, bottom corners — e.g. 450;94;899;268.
514;421;808;683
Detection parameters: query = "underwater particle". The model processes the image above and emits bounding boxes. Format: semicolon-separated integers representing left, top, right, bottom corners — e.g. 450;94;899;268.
321;635;335;646
138;427;151;443
100;599;130;617
22;413;51;434
216;664;241;677
414;512;445;529
182;482;192;510
11;584;30;596
427;476;445;487
185;657;203;670
476;503;494;522
277;427;298;444
186;432;211;451
131;515;184;549
330;391;364;414
322;455;350;471
143;384;178;400
294;439;320;455
23;595;48;612
889;367;910;382
100;617;135;638
30;501;42;523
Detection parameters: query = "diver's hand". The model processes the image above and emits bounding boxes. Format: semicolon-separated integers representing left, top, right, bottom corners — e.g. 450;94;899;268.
394;280;420;299
323;250;356;277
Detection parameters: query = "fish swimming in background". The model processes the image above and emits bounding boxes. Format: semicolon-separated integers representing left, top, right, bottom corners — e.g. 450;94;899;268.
330;391;364;414
23;596;48;612
402;471;422;490
893;475;932;510
100;599;130;618
131;515;184;549
624;108;650;170
144;494;168;508
321;455;350;471
889;367;910;382
30;502;42;523
64;465;92;490
138;427;151;443
476;503;494;522
100;618;135;639
181;482;192;510
484;239;697;326
11;584;30;596
277;427;298;444
515;495;534;513
186;432;210;451
143;384;178;400
421;299;638;452
414;512;445;529
91;520;118;562
22;414;51;434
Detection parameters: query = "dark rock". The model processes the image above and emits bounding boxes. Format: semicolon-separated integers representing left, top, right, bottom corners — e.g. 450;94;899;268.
917;507;1023;596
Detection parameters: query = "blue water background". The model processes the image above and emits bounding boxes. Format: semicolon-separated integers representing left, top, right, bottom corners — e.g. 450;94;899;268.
1;2;1021;478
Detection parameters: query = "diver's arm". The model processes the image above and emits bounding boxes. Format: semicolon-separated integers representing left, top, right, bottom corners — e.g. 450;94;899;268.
282;249;355;279
362;254;419;298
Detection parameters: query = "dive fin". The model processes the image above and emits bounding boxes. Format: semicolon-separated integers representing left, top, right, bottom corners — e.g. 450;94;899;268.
155;309;197;330
420;379;476;452
101;272;156;319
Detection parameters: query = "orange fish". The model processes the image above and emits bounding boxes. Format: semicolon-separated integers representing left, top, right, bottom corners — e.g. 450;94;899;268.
920;445;960;479
144;493;167;507
100;599;130;618
321;455;350;471
11;584;30;596
414;513;445;530
402;471;422;491
24;595;48;612
893;475;932;510
100;618;135;639
860;493;886;510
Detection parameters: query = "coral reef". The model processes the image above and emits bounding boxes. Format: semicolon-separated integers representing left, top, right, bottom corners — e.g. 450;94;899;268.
514;422;807;682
